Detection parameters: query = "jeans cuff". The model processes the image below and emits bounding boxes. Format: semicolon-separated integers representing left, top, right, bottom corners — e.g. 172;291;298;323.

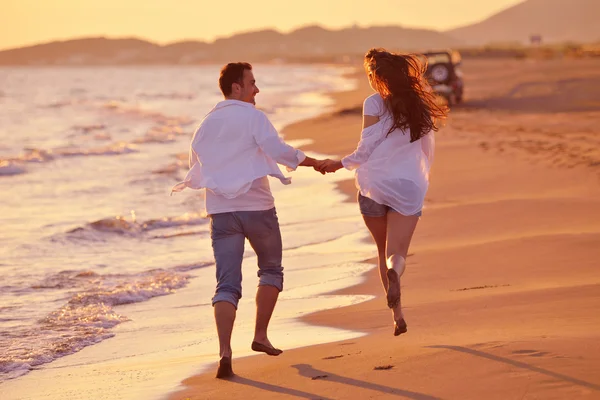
258;274;283;292
212;291;240;309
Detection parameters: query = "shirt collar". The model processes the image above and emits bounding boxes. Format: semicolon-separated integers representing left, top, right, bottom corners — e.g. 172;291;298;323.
215;99;256;110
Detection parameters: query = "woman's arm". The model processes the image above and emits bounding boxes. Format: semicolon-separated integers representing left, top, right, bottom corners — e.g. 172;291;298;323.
341;96;384;169
340;119;386;170
318;97;384;174
363;114;380;129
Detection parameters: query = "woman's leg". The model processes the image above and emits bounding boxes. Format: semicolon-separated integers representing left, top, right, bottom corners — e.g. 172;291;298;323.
386;212;420;325
362;215;388;293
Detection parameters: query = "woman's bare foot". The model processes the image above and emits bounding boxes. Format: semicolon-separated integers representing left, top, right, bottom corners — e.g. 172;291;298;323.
391;300;406;336
394;318;408;336
386;268;400;309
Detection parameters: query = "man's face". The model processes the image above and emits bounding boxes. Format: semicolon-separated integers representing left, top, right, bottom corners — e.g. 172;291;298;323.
236;69;259;105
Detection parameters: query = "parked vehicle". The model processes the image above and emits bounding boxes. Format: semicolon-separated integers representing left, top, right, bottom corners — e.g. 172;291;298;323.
422;50;464;106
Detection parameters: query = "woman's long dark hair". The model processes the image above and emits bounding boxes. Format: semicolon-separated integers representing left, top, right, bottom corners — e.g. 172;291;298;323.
364;48;448;142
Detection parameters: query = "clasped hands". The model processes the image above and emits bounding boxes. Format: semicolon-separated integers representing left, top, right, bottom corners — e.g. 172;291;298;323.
313;159;343;175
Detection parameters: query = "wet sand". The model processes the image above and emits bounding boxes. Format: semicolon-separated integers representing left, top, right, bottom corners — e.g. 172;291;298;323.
170;58;600;400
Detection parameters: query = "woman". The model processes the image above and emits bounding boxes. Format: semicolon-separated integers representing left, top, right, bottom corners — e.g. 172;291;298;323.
320;48;447;336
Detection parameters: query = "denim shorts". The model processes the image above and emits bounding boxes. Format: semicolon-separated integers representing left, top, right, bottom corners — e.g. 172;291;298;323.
209;208;283;309
358;193;422;218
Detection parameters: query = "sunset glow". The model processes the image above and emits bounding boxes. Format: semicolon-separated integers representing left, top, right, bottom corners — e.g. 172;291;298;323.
1;0;525;50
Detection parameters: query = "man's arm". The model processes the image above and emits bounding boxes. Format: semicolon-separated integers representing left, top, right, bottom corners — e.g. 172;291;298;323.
253;112;316;170
299;156;319;168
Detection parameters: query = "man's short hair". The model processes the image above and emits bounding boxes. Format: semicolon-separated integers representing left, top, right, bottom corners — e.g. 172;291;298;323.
219;62;252;96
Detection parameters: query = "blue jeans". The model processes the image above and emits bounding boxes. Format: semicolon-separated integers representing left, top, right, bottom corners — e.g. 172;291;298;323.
209;208;283;309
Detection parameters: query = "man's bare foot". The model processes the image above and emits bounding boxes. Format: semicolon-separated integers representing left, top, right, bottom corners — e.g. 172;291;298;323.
251;339;283;356
216;356;234;379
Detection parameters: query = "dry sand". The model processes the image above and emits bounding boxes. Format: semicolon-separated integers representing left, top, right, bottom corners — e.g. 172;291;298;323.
170;58;600;400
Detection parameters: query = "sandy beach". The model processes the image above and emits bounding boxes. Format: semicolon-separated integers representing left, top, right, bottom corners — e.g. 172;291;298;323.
169;58;600;399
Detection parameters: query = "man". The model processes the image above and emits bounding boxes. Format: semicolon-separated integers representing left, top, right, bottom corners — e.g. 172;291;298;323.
172;62;322;379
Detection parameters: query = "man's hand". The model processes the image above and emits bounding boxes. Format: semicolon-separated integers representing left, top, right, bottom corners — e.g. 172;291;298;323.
301;157;343;174
315;159;343;174
301;156;326;174
313;159;327;174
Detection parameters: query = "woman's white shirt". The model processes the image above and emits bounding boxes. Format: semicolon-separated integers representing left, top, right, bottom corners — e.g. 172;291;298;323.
341;93;435;216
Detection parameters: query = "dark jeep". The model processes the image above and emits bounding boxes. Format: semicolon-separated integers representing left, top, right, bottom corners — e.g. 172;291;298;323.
422;50;464;106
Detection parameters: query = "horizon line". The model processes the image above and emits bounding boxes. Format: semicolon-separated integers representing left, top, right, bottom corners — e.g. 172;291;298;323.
0;21;471;53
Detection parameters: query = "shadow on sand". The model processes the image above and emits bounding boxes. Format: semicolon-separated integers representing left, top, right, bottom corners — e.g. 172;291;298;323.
225;363;442;400
428;345;600;391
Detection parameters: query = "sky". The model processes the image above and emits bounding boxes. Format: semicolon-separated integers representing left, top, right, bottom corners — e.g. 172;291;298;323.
0;0;525;50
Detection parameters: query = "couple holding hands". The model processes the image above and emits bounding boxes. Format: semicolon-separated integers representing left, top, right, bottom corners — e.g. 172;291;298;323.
172;48;447;379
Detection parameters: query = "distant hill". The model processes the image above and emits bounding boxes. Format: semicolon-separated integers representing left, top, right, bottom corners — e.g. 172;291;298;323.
0;37;211;65
0;25;460;66
447;0;600;46
213;25;460;58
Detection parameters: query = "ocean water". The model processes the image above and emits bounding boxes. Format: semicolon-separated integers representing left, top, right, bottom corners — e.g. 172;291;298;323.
0;65;375;398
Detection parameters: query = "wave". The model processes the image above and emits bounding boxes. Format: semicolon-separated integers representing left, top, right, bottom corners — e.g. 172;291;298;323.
31;270;100;289
71;124;106;134
100;101;195;145
54;142;138;157
133;125;181;144
152;162;181;175
67;216;141;236
0;266;197;382
66;212;208;238
43;100;75;109
93;132;112;141
142;213;207;230
137;92;196;100
152;151;189;176
101;101;194;127
150;230;205;239
0;160;26;177
9;148;55;163
1;142;139;172
5;101;194;179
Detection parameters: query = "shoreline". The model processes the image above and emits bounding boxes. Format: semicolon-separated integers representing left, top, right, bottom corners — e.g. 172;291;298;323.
283;71;383;331
0;65;373;400
169;58;600;400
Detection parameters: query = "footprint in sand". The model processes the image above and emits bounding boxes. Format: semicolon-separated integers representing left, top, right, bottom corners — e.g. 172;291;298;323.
374;365;394;370
452;284;511;292
472;341;506;349
512;349;551;357
322;355;344;360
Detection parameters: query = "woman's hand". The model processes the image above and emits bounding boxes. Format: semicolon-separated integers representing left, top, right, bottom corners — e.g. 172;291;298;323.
315;159;343;174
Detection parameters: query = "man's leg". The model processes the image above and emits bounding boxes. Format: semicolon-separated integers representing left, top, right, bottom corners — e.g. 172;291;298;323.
210;213;245;377
254;285;280;348
214;302;236;359
214;302;235;379
245;208;284;356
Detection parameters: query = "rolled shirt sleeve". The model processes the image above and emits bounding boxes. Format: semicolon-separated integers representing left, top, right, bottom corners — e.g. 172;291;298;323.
253;112;306;170
341;121;386;170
